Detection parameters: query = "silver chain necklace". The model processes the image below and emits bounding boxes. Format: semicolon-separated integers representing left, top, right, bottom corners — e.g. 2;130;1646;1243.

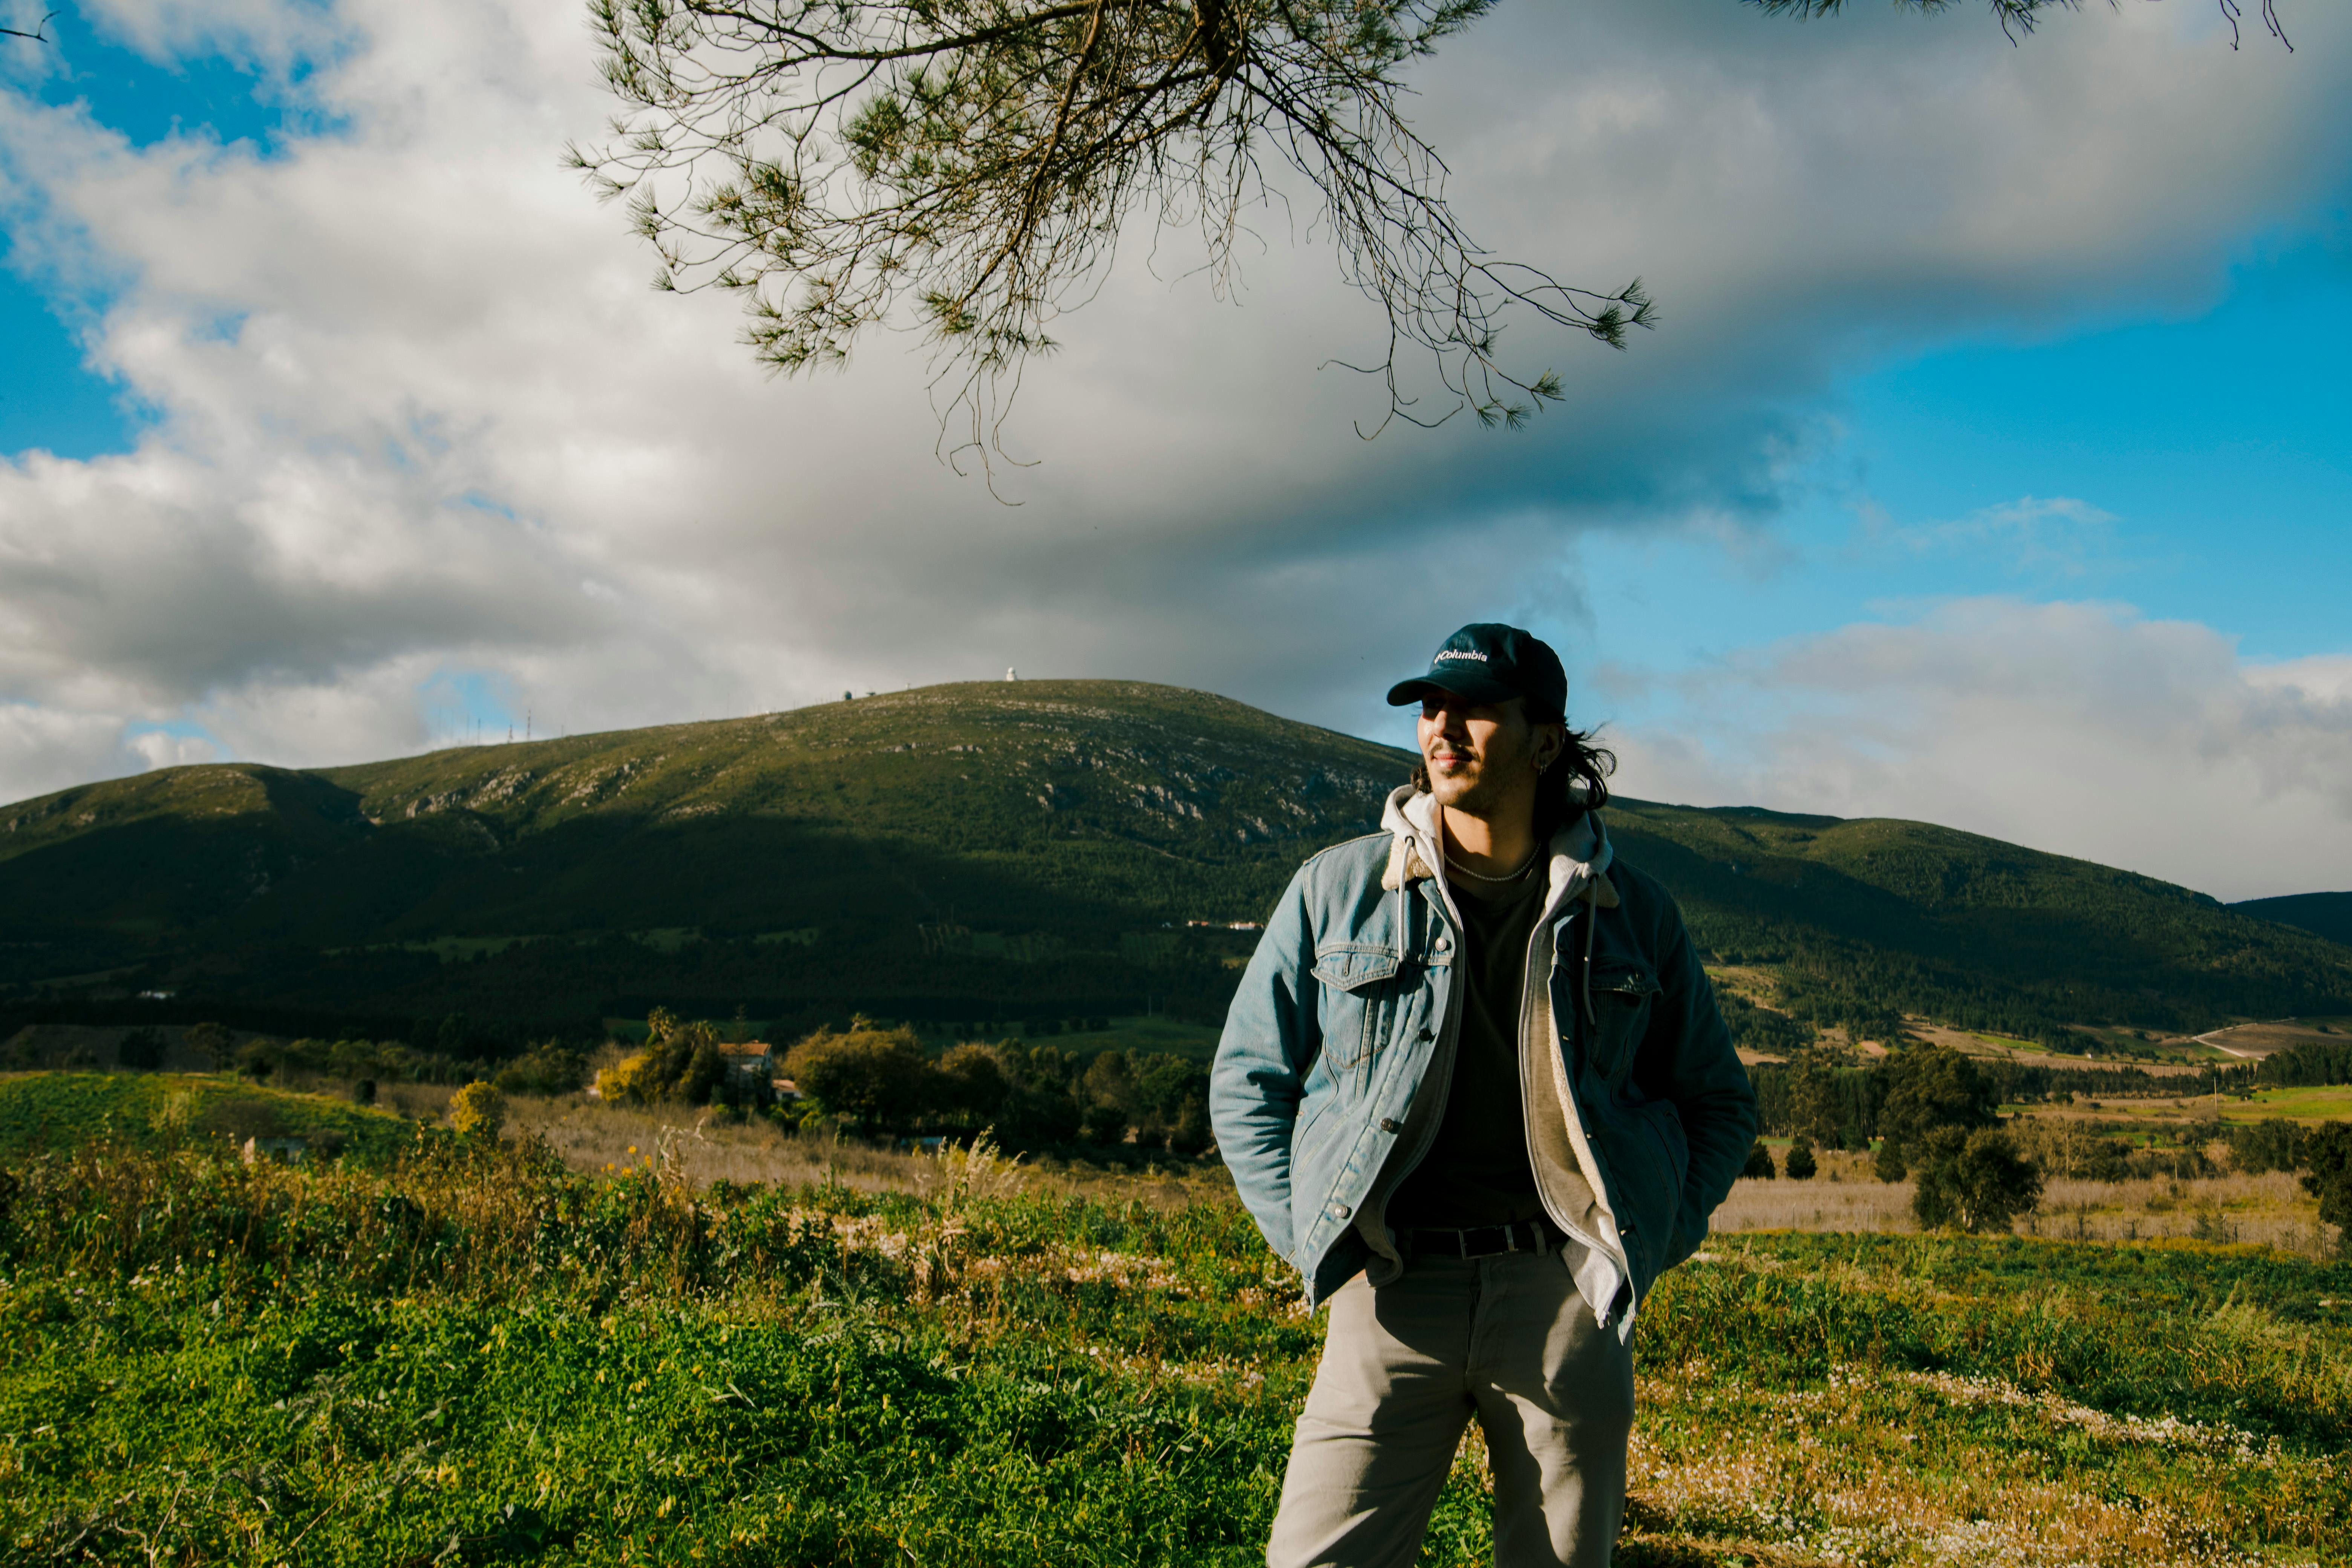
1444;847;1539;884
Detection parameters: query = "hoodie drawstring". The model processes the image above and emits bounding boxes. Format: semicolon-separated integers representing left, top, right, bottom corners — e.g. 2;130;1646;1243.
1580;883;1599;1029
1398;873;1413;967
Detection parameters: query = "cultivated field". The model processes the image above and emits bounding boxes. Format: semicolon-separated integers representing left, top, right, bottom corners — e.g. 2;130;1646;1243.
2196;1019;2352;1061
2003;1085;2352;1129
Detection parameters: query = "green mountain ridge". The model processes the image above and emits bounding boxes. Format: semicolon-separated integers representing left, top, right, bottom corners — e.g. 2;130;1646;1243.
2230;891;2352;949
3;679;2347;1050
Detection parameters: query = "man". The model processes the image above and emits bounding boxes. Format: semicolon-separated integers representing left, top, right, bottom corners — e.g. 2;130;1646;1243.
1210;623;1757;1568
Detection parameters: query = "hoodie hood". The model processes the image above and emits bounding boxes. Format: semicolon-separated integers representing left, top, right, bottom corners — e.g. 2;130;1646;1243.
1380;784;1617;912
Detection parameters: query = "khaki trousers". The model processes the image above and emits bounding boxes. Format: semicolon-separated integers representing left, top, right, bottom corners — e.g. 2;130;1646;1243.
1266;1250;1634;1568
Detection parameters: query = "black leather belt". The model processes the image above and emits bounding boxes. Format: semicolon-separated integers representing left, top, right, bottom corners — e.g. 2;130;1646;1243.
1403;1217;1561;1259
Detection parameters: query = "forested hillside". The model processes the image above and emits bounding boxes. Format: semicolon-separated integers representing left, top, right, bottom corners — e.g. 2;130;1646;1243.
1610;807;2352;1047
2234;891;2352;948
3;680;2347;1054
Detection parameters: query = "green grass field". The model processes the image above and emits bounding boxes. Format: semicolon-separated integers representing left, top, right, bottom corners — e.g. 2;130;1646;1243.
1081;1014;1227;1062
0;1072;422;1164
3;1127;2347;1566
2225;1085;2352;1123
2064;1085;2352;1127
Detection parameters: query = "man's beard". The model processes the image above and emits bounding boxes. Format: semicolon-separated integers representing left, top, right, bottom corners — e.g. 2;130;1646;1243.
1424;751;1519;816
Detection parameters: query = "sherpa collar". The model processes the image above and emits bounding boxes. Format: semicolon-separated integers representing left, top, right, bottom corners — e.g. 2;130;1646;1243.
1379;785;1618;908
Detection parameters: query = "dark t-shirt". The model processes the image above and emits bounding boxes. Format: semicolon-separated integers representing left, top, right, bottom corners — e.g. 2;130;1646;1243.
1385;861;1548;1229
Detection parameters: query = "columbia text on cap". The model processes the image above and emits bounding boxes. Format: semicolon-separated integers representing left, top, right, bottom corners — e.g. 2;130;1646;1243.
1384;623;1568;718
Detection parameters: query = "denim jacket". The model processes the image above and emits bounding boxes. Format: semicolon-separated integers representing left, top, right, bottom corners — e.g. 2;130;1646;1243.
1209;787;1758;1336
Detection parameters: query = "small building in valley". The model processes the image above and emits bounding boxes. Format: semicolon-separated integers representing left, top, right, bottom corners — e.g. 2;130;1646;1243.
717;1040;775;1090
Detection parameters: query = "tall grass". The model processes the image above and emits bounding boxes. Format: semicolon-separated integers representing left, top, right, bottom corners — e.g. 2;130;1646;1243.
1711;1149;2337;1259
3;1139;2347;1565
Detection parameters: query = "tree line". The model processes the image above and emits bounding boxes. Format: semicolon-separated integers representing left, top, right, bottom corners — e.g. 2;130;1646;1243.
75;1023;591;1103
1743;1041;2352;1240
594;1011;1213;1157
2257;1036;2352;1088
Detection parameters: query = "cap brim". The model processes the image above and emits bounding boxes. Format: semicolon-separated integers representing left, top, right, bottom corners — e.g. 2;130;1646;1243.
1385;669;1521;708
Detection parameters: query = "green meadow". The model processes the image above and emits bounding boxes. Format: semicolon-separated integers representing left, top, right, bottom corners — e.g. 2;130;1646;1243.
2226;1086;2352;1123
0;1072;420;1164
3;1122;2347;1566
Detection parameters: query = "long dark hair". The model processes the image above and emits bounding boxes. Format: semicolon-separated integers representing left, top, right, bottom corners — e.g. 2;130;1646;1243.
1410;717;1615;843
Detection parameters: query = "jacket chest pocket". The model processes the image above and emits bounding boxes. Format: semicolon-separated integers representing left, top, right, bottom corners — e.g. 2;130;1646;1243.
1582;963;1660;1080
1312;943;1404;1072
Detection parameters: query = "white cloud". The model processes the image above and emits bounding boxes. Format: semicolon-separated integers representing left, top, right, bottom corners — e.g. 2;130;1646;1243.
0;0;2346;904
1607;599;2352;902
0;701;180;801
125;728;219;770
1854;495;2121;578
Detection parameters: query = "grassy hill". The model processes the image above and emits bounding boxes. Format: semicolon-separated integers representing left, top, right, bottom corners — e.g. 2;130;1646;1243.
3;679;2349;1050
0;1072;421;1163
2233;891;2352;949
1605;804;2352;1046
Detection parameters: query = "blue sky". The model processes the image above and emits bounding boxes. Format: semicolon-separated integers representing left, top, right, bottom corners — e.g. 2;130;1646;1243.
1;0;2348;900
1568;229;2352;692
0;4;315;458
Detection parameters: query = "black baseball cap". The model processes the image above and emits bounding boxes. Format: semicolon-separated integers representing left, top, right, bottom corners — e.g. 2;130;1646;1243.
1386;623;1568;720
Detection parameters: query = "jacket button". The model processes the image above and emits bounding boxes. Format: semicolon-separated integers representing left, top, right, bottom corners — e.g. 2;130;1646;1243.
1417;1027;1434;1041
1328;1202;1352;1219
1380;1118;1401;1133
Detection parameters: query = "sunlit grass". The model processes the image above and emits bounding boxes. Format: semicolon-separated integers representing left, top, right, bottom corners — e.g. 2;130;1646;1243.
2;1132;2346;1566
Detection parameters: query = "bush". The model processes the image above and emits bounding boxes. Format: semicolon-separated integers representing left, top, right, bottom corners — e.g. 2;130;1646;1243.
116;1028;165;1072
1080;1051;1136;1143
183;1021;234;1068
997;1083;1083;1147
1081;1099;1132;1145
1874;1045;1998;1183
596;1050;658;1105
495;1041;589;1098
1169;1094;1213;1156
2229;1118;2306;1176
785;1024;928;1135
593;1011;729;1107
640;1015;726;1106
935;1043;1010;1126
2006;1118;2132;1181
1741;1140;1777;1180
448;1081;507;1140
2125;1144;2218;1181
1784;1138;1816;1181
1913;1127;2043;1234
2302;1121;2352;1234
